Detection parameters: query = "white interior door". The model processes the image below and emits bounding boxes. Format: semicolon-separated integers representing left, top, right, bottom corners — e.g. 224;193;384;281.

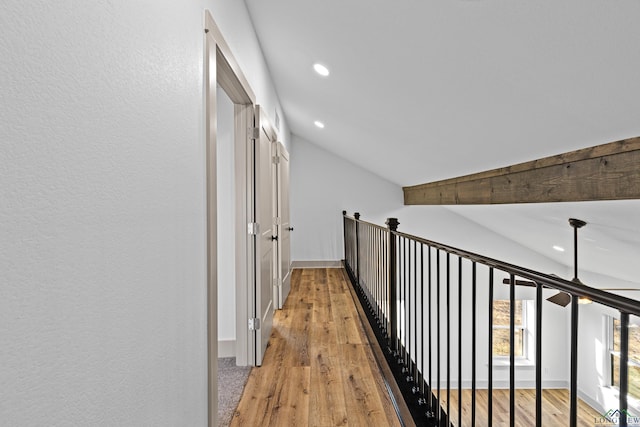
275;142;292;309
253;106;275;365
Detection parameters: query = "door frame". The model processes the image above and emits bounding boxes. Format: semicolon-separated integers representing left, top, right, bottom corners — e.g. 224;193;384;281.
204;10;256;427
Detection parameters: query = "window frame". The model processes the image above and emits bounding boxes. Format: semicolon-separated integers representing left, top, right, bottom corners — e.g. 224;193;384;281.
607;316;640;402
492;299;530;361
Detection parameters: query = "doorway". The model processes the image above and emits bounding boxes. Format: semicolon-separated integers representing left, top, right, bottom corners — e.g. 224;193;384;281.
216;85;236;357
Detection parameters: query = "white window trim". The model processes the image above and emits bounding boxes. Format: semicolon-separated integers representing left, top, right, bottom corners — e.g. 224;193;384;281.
492;300;535;366
605;315;640;412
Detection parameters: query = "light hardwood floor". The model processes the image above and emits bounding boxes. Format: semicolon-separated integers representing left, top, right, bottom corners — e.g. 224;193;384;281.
231;268;402;427
231;268;604;427
436;388;603;426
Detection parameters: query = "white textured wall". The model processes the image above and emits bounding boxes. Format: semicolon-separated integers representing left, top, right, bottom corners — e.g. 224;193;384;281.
0;1;287;425
0;2;207;425
290;135;403;261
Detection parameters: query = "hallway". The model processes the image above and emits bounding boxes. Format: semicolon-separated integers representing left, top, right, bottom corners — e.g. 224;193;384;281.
230;268;402;426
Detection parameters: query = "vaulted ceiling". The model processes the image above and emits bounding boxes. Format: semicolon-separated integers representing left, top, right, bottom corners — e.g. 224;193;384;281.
244;0;640;286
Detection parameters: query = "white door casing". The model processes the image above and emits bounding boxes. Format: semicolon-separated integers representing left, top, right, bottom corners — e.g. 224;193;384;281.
204;10;259;371
204;15;219;427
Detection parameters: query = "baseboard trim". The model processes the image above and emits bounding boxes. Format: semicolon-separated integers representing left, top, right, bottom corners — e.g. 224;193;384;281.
291;260;342;269
577;386;640;416
579;389;605;415
218;339;235;358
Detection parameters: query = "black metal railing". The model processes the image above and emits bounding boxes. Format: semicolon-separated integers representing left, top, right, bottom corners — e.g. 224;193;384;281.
342;211;640;427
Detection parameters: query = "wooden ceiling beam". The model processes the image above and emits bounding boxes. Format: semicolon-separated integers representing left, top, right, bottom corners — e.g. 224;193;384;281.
403;136;640;205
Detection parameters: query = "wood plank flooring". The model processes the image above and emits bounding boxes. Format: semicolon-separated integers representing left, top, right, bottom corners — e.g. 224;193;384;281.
231;268;604;427
231;268;402;427
436;388;603;426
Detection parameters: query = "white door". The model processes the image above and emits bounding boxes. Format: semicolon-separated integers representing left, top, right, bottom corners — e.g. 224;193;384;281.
275;142;292;309
253;107;275;366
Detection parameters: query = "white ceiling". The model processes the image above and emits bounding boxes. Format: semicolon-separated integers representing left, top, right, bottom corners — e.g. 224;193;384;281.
447;201;640;286
244;0;640;286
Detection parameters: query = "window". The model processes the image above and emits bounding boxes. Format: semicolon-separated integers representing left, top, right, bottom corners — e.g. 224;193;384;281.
610;318;640;401
493;300;525;357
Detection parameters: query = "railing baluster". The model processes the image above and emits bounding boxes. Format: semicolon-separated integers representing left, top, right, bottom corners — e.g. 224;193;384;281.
369;229;373;322
365;224;368;293
402;237;406;362
400;237;407;365
369;227;373;296
358;224;371;294
362;223;365;292
412;241;416;382
536;282;542;427
386;228;389;338
428;246;433;416
399;237;404;356
373;227;376;317
342;211;347;270
377;228;381;329
407;240;418;383
381;229;385;325
386;218;399;354
405;237;409;369
409;239;413;378
446;252;451;425
368;227;372;310
620;312;629;427
344;214;348;272
488;267;493;427
376;228;379;322
408;241;417;382
406;239;410;378
569;218;580;427
379;229;383;325
436;249;441;422
569;295;578;427
368;226;372;297
472;261;477;427
420;244;425;397
354;212;360;287
509;273;515;427
413;240;418;389
458;257;462;427
384;228;388;338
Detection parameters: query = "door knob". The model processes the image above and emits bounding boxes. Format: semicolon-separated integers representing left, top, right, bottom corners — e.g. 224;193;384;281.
271;235;278;241
287;227;294;231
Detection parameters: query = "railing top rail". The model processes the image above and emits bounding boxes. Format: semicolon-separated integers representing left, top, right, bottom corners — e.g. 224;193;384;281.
343;212;640;316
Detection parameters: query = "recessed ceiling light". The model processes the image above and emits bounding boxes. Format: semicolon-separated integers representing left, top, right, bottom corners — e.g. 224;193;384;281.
313;63;330;77
553;245;565;252
314;120;325;129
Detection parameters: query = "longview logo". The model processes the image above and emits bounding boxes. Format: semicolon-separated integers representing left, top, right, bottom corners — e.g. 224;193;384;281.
595;408;640;426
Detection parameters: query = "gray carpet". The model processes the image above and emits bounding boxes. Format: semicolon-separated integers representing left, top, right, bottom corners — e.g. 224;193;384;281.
218;357;252;427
